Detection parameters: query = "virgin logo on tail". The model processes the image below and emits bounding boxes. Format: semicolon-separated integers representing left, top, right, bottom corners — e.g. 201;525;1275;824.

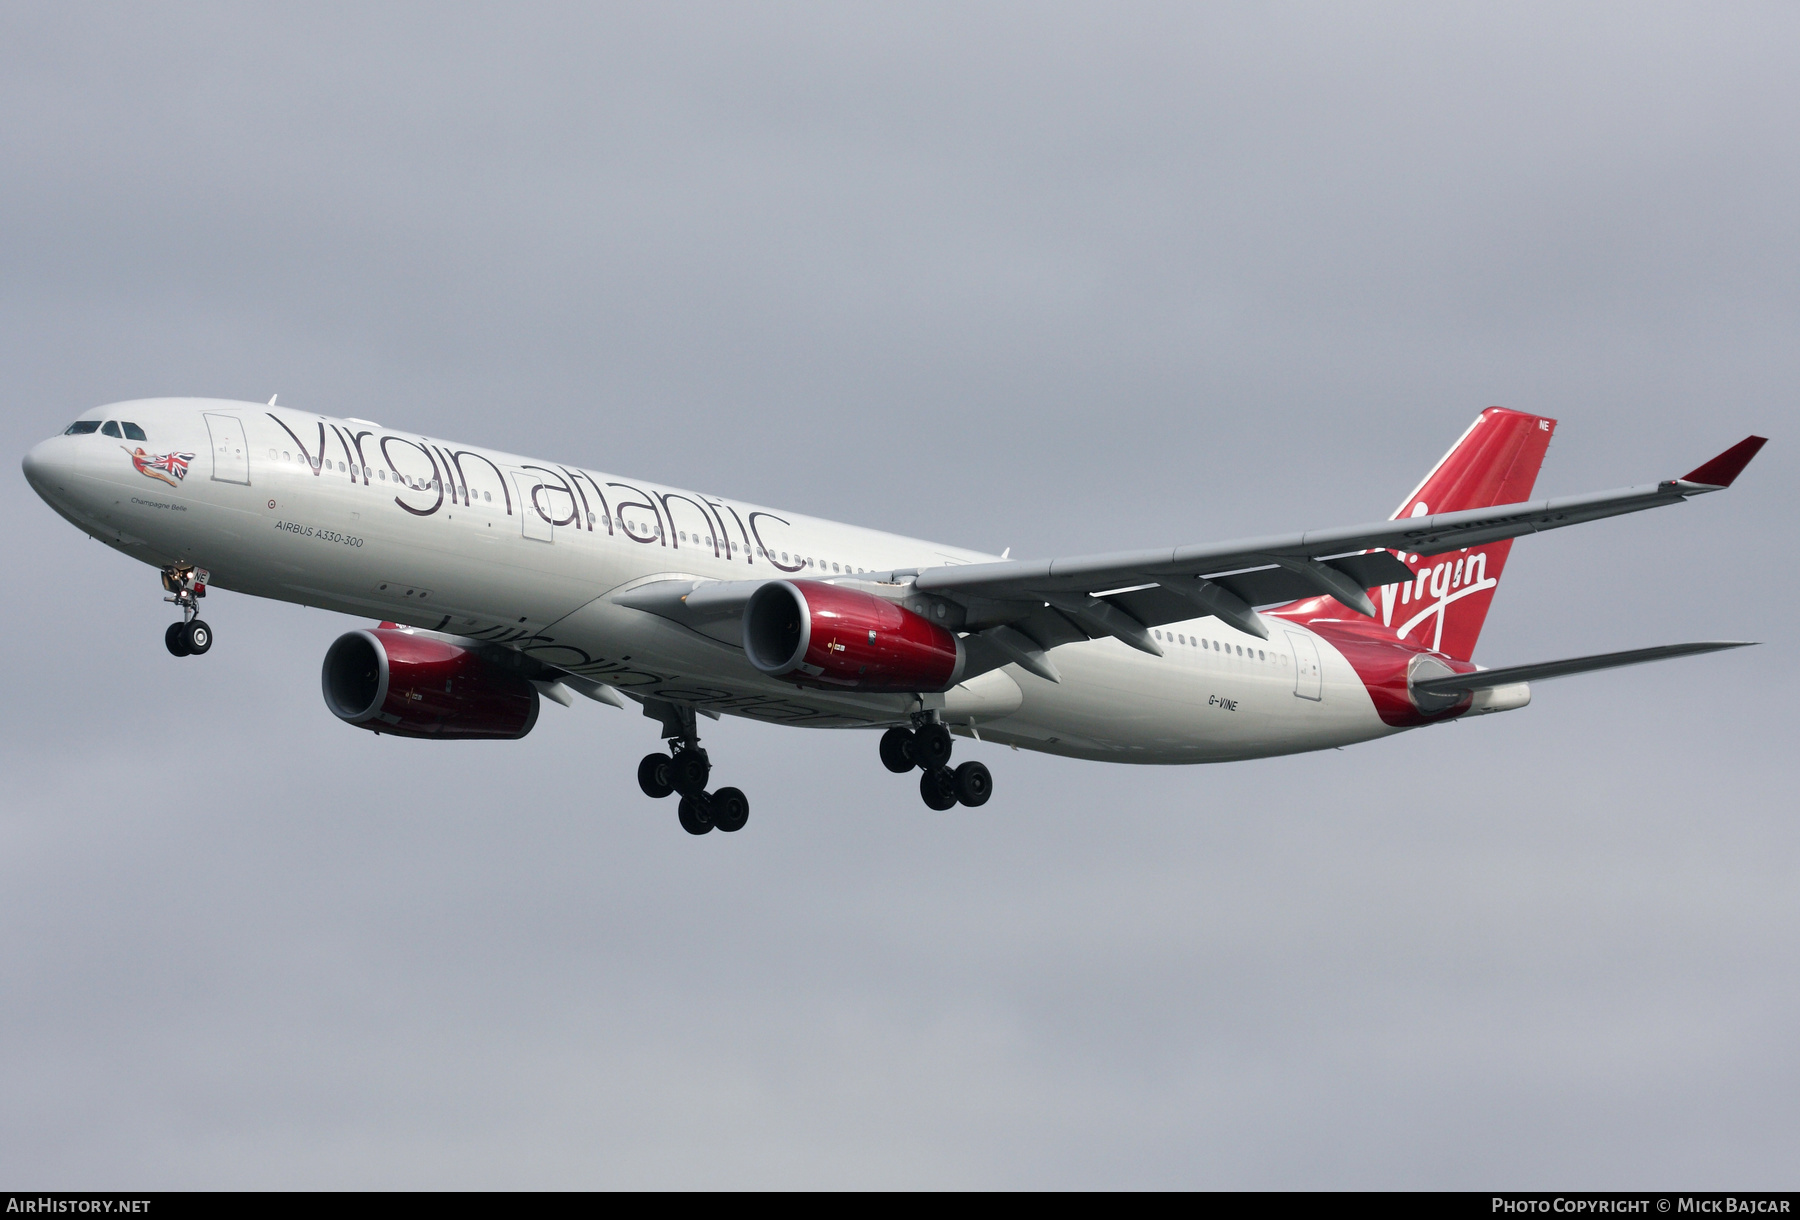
1374;408;1553;661
1262;408;1552;661
1376;505;1501;654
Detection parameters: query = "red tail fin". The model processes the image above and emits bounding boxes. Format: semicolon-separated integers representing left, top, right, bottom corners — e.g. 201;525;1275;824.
1380;407;1555;659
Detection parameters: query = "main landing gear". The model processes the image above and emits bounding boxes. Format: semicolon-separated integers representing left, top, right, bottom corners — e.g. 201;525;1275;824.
161;565;213;658
880;718;992;810
636;701;748;835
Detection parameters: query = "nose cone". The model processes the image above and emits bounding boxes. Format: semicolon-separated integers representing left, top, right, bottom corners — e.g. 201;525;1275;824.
21;435;78;509
21;437;55;491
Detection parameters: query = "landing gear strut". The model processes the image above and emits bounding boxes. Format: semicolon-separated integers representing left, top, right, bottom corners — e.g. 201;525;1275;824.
638;698;748;835
161;565;213;657
881;716;996;809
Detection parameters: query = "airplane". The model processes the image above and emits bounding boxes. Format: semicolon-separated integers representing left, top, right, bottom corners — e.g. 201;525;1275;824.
21;400;1765;835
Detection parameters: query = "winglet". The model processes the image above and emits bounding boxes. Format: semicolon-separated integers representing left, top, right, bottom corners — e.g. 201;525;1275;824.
1681;435;1767;487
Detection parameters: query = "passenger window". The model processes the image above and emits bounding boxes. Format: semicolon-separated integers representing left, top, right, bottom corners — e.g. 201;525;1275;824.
101;421;122;438
63;421;101;435
484;491;491;502
122;422;147;441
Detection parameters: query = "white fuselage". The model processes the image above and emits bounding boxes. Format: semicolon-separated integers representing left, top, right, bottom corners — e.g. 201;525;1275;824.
25;399;1403;762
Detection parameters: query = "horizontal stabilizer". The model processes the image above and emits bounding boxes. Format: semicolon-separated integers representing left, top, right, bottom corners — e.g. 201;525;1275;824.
1411;641;1755;695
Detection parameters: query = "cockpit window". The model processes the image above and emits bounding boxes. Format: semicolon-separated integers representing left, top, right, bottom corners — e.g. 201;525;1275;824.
101;421;122;438
121;422;147;441
64;421;101;435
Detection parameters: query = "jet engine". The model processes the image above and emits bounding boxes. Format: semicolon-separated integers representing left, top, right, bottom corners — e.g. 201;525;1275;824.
743;579;964;693
321;626;540;740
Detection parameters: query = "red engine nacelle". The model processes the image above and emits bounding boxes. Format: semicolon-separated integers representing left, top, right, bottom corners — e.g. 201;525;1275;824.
321;626;540;740
743;580;964;693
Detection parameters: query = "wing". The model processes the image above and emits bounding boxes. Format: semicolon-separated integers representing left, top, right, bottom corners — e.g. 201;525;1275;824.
603;435;1764;685
882;435;1768;657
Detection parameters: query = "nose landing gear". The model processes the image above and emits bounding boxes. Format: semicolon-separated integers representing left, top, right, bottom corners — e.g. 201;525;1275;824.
638;699;749;835
163;620;212;657
881;718;995;809
161;565;214;657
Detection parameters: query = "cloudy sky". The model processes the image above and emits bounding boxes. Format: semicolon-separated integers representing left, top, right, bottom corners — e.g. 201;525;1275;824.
3;2;1796;1188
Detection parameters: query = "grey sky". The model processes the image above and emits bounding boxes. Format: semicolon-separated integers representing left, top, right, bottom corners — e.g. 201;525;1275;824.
2;2;1795;1188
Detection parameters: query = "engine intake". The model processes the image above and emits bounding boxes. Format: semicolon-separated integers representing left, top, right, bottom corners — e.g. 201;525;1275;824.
743;580;964;693
321;627;540;740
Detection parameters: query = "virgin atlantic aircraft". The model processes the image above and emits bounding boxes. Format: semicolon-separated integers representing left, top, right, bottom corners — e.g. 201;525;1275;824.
22;401;1764;834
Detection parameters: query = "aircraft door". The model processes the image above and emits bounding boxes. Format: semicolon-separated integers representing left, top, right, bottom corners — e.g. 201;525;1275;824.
511;471;554;542
1287;630;1323;701
203;413;251;485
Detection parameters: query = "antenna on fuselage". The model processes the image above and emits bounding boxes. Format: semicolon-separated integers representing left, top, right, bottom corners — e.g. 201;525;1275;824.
268;394;278;406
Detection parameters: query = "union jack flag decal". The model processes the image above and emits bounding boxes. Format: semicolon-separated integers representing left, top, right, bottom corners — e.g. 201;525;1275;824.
123;446;195;489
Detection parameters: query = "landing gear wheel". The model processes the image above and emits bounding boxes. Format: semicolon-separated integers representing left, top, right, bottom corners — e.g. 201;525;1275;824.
677;794;714;835
670;748;711;797
952;761;992;807
181;619;213;655
879;727;917;773
710;787;750;833
164;622;191;657
638;753;675;799
913;723;953;770
920;766;959;811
